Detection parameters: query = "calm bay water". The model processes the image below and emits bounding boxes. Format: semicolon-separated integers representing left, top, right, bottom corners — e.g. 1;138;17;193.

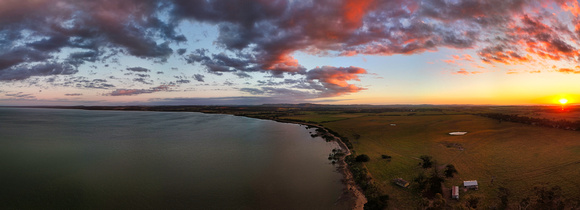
0;108;345;209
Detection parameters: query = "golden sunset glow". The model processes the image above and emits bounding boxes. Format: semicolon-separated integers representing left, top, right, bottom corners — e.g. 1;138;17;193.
559;98;568;104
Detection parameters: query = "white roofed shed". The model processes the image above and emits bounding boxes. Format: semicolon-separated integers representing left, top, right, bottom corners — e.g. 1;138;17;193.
463;180;478;190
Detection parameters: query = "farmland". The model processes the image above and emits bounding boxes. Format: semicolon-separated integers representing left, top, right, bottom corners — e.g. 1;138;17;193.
279;106;580;209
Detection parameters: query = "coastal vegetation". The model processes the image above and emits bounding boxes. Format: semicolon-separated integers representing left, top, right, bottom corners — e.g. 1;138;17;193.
48;104;580;209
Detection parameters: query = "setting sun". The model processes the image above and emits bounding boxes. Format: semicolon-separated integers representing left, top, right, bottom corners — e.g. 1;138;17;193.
560;98;568;104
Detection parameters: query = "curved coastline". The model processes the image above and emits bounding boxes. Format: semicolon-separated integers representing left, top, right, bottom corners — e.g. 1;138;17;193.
257;118;368;210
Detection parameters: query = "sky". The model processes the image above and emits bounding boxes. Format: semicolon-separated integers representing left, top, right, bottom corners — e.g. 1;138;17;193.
1;0;580;106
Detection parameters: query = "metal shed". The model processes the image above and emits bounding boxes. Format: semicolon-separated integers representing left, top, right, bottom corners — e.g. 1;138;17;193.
463;180;478;190
452;186;459;199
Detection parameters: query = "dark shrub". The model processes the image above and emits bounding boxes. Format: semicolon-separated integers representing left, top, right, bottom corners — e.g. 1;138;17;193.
419;155;433;168
356;154;371;162
444;164;458;178
381;154;391;159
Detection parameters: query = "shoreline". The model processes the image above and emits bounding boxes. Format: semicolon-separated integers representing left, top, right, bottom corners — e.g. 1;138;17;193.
271;119;367;210
20;106;368;209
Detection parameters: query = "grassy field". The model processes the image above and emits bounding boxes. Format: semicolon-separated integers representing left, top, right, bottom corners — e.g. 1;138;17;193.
285;110;580;208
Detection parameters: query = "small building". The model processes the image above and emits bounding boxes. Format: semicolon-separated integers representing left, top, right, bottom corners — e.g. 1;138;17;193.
449;132;467;136
452;186;459;199
464;180;478;190
393;178;410;188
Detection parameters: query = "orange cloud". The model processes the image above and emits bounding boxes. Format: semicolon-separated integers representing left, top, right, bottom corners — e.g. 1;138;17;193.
445;54;475;66
452;68;483;75
306;66;367;97
561;0;580;17
261;53;305;74
343;0;374;29
463;54;473;61
557;68;580;74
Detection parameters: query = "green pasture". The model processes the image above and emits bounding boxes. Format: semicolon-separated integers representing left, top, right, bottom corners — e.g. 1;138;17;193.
298;112;580;208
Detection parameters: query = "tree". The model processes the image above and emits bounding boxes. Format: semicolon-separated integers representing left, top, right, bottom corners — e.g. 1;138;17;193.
364;195;389;210
413;172;428;193
355;154;370;162
420;155;433;168
414;167;445;198
428;167;444;196
444;164;458;178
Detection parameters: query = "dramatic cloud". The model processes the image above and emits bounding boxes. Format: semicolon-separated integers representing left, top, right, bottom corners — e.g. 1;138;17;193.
304;66;367;97
240;66;367;97
3;0;580;101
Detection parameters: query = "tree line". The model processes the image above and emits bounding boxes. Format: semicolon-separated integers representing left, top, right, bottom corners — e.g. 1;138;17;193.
477;113;580;131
